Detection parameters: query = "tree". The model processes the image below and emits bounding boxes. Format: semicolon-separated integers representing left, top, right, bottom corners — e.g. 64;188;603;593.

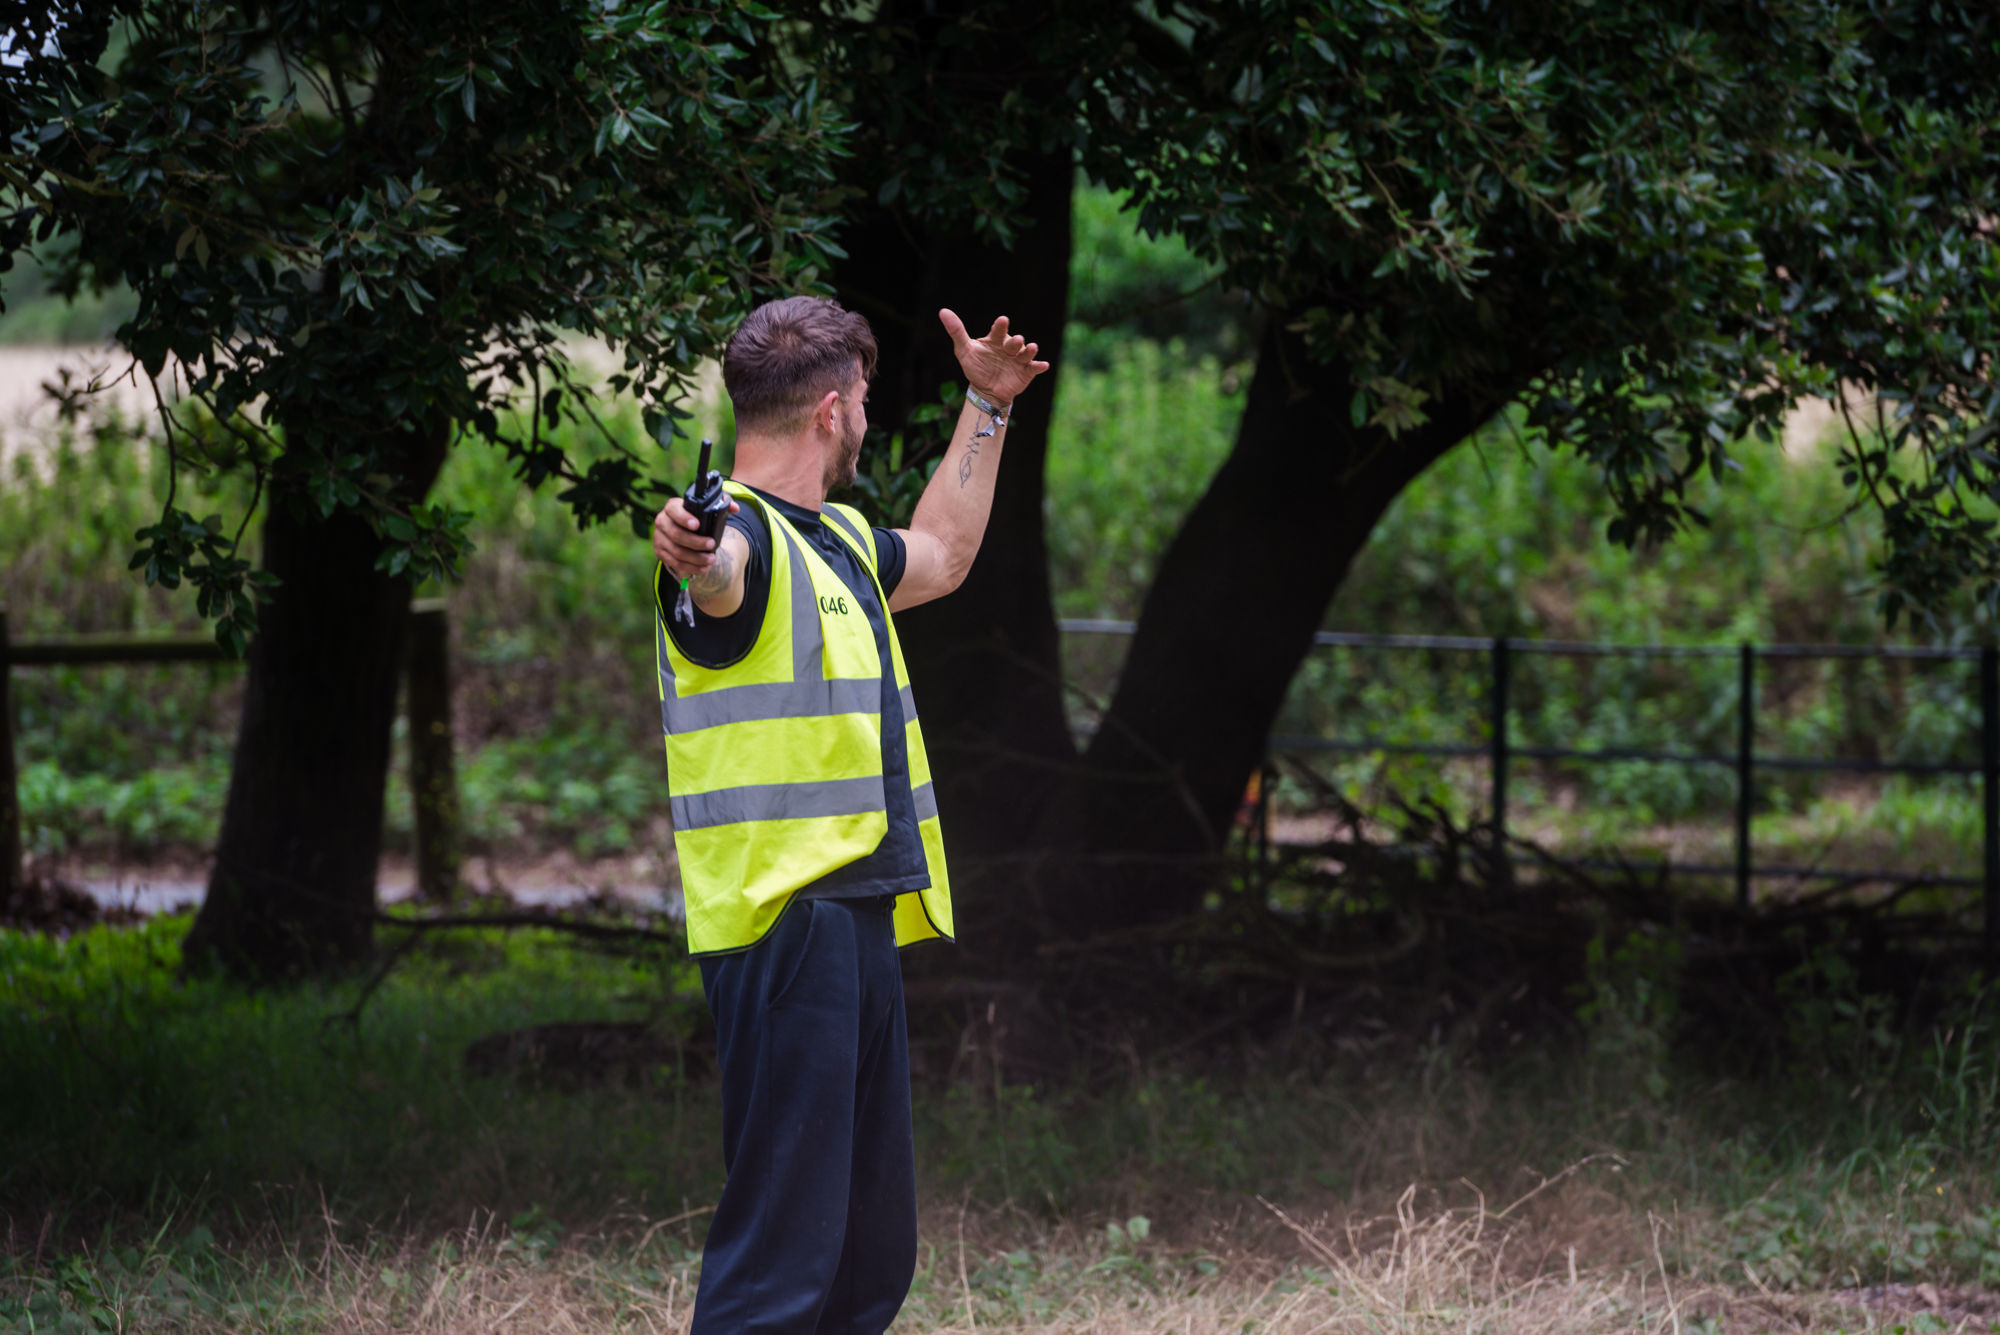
11;0;1993;975
792;0;2000;952
3;0;848;977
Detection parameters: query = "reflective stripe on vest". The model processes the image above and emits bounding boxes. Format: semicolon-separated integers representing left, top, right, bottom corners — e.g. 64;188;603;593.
656;484;953;955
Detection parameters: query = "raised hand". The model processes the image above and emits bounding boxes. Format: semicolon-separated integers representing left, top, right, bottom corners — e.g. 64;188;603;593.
938;309;1049;406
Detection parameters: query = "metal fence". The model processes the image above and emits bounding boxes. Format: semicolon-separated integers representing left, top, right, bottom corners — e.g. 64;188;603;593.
1058;619;2000;943
7;607;1991;943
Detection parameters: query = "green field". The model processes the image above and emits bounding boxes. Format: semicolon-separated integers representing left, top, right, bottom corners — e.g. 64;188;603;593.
2;912;1996;1333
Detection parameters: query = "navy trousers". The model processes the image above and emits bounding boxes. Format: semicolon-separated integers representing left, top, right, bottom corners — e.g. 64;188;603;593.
692;896;917;1335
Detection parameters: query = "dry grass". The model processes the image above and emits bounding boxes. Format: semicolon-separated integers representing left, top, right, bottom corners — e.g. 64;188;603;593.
17;1191;1991;1335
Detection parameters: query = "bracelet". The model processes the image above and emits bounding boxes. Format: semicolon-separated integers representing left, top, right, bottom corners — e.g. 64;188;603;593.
966;385;1010;437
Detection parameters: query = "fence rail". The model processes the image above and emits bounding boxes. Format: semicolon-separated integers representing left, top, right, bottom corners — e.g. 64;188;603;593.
0;604;462;905
4;609;1992;946
1064;620;1990;660
6;633;237;666
1059;619;2000;948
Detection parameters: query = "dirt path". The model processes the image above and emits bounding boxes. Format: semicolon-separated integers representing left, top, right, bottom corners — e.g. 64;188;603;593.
53;850;682;919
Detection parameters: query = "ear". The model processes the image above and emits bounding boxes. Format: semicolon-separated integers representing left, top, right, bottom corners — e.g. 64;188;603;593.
815;388;842;434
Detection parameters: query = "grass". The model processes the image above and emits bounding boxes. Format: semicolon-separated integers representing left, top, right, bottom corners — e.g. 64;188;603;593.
3;914;1999;1331
15;1200;1982;1335
0;916;719;1230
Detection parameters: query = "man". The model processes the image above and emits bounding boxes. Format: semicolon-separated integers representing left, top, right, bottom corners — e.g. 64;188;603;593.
650;295;1047;1335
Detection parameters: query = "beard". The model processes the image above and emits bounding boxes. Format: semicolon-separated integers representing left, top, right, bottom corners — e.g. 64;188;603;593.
823;413;864;492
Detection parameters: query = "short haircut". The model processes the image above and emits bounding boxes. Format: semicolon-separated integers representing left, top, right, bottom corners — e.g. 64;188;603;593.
723;297;878;434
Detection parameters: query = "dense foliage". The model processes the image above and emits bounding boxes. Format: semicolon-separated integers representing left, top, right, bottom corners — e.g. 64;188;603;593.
1082;1;2000;624
7;2;1994;645
4;192;1982;877
2;0;846;649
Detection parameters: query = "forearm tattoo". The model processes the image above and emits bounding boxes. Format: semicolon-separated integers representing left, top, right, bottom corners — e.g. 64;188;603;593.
689;543;738;598
958;436;981;488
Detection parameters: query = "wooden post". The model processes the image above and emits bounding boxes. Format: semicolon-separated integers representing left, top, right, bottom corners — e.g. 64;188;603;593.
1256;752;1274;877
1490;637;1510;842
0;610;19;903
1736;642;1755;911
406;598;461;902
1982;645;1998;961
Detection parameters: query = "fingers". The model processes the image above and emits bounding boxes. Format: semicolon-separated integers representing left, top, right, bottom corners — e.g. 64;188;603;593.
948;310;1052;401
952;311;1041;357
658;497;703;537
651;497;723;578
981;317;1030;356
938;308;970;350
660;547;719;581
989;328;1036;361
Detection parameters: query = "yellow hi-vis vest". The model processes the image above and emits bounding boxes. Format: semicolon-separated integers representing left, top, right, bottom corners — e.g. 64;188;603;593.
654;482;954;956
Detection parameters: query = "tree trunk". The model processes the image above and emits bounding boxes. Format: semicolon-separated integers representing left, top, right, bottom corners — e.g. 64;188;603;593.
182;421;448;981
834;150;1078;954
406;600;462;903
1035;316;1510;938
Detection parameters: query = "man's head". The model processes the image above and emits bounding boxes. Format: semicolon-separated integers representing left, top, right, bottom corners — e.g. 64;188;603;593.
724;297;876;490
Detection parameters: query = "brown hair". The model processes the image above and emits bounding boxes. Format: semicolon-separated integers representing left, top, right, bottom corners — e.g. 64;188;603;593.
722;297;878;434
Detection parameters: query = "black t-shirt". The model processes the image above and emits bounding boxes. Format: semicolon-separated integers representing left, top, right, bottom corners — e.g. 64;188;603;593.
656;487;927;900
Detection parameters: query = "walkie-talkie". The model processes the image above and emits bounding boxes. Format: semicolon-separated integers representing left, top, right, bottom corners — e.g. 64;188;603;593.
672;438;731;628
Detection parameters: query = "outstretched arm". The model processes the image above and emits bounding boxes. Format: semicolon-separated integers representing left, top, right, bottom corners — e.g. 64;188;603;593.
890;309;1050;613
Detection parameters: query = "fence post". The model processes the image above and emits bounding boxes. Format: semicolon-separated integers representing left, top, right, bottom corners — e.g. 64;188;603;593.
1736;642;1755;911
1983;645;1998;961
0;610;18;903
1491;636;1510;843
406;598;461;903
1255;750;1274;879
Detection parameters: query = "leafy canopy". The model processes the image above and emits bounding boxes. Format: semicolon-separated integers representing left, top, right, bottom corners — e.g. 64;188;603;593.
1081;1;2000;625
3;0;848;650
9;0;1998;633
